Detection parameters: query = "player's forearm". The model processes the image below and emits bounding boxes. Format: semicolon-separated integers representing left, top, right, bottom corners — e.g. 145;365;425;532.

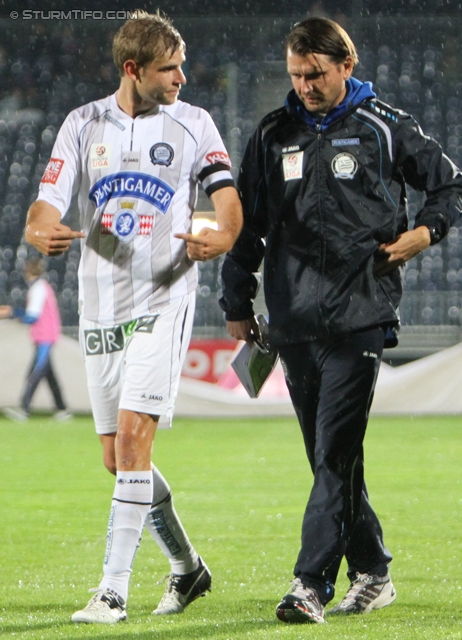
212;187;243;251
173;187;243;261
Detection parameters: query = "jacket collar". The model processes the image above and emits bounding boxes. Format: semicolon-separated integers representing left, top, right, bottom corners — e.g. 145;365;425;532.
285;77;376;131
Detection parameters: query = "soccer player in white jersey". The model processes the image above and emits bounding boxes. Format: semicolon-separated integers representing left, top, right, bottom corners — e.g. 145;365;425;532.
25;11;242;625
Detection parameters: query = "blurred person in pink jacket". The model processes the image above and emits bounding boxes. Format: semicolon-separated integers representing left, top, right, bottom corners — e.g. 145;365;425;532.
0;257;71;421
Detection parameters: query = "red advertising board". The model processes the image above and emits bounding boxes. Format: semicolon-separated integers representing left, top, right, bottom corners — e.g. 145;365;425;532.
182;339;236;383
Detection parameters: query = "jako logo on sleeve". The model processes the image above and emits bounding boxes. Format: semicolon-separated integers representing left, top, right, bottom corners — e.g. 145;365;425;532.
205;151;230;166
41;158;65;184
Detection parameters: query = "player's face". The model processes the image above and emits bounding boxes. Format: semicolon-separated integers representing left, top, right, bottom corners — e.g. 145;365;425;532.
287;49;353;114
137;47;186;107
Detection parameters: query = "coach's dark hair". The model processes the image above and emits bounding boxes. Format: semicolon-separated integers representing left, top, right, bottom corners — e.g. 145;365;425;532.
286;17;358;67
113;10;184;76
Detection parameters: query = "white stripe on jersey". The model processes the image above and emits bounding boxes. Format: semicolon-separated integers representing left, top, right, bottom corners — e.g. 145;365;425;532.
38;94;234;325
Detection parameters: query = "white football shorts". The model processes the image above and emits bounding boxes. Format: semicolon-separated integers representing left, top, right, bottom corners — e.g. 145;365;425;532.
79;292;195;434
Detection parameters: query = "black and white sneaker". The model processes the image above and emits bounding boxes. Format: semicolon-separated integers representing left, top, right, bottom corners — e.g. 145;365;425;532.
329;572;396;614
72;588;127;624
276;578;325;624
153;557;212;615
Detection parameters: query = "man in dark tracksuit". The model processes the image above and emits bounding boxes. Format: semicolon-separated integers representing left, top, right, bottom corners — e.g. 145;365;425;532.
220;17;462;624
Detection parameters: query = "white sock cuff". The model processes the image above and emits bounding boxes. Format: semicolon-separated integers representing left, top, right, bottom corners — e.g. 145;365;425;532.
114;470;153;504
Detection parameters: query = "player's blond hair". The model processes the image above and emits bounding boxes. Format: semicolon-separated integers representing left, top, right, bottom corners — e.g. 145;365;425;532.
112;10;184;76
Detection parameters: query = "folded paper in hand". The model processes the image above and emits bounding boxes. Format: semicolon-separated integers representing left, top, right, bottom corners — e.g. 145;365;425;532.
231;323;279;398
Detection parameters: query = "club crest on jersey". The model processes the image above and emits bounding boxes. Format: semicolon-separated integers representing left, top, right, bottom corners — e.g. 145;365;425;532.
112;202;140;243
331;152;358;180
150;143;174;167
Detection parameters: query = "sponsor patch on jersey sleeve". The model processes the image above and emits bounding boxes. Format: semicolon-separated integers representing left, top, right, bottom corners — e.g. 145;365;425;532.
205;151;231;167
41;158;65;184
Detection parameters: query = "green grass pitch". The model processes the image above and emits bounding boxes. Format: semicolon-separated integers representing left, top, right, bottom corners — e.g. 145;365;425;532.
0;414;461;639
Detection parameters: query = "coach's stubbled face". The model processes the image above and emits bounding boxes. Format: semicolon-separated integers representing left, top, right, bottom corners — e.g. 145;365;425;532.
287;49;353;114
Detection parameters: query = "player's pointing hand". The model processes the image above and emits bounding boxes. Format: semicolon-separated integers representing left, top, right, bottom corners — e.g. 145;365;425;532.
25;200;86;257
25;221;85;257
175;227;235;262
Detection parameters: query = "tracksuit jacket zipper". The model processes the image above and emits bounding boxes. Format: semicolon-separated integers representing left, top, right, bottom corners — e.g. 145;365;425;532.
315;121;330;333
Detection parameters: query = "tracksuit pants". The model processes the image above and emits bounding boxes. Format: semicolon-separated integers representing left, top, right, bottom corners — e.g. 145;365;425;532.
22;343;66;414
279;326;392;605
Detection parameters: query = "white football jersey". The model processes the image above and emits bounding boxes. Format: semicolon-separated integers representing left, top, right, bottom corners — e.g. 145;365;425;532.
37;93;234;325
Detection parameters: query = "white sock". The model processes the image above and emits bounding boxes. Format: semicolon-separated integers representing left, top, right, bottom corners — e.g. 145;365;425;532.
144;463;199;575
99;470;153;602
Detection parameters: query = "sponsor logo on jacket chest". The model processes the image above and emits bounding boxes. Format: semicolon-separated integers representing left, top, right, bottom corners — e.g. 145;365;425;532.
282;149;304;181
331;138;360;147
